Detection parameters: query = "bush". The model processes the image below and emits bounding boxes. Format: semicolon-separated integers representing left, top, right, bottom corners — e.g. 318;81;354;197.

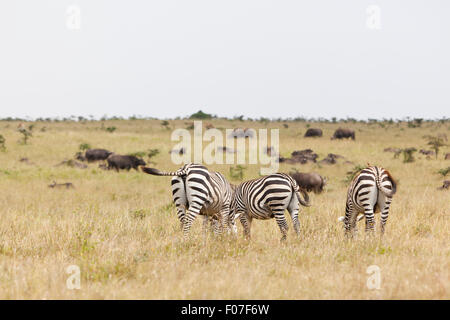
437;167;450;177
18;128;32;145
345;165;366;183
79;143;91;151
402;148;417;163
229;165;246;181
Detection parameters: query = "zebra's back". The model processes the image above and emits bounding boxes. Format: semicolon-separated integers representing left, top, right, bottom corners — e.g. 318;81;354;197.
343;166;396;235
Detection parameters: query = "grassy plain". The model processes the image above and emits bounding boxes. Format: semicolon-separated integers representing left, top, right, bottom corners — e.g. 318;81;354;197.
0;119;448;299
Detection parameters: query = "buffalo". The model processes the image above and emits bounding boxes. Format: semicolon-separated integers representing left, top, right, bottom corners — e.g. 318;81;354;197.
419;149;435;156
85;149;113;162
290;172;326;194
107;154;146;172
331;128;355;140
319;153;344;165
229;128;255;138
279;149;318;164
445;153;450;160
304;128;323;138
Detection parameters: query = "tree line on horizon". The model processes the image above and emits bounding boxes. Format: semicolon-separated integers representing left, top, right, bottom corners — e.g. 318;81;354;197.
0;110;448;125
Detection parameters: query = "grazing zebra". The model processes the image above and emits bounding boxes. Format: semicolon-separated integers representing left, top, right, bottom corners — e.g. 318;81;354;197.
342;166;396;236
141;163;235;237
231;173;310;241
171;175;237;235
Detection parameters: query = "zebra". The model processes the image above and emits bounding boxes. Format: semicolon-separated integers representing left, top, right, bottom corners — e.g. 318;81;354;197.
141;163;235;237
342;165;396;237
231;173;310;241
171;175;237;235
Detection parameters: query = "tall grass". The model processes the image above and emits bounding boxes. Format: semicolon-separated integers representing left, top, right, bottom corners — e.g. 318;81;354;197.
0;119;448;299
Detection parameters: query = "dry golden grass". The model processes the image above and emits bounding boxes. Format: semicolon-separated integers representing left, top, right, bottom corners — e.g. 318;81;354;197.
0;119;448;299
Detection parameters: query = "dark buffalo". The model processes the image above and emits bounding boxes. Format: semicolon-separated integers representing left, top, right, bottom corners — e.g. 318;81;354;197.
279;149;318;164
107;154;146;172
85;149;113;162
419;149;435;156
290;172;326;194
319;153;344;165
304;128;323;138
445;153;450;160
331;128;355;140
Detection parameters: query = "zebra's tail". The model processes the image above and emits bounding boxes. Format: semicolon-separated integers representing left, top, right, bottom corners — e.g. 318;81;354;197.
295;188;310;207
375;168;397;197
141;166;186;176
284;173;310;207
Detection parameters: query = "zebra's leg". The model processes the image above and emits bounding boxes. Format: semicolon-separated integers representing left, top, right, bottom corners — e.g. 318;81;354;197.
344;202;357;238
287;197;300;237
219;204;232;236
363;207;376;234
171;176;187;231
378;196;392;235
239;212;252;239
183;207;201;239
273;209;289;241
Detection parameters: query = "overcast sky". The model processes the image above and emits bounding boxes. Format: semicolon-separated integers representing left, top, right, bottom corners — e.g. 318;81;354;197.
0;1;449;120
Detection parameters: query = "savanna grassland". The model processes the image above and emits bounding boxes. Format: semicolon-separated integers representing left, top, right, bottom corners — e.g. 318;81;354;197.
0;118;448;299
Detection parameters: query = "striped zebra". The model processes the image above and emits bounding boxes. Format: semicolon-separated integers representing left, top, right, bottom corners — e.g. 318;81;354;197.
141;163;235;237
171;175;237;235
231;173;310;241
342;166;396;236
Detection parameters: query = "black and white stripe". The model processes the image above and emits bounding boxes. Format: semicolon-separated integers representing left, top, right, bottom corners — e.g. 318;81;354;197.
342;166;396;236
231;173;310;241
171;175;237;235
142;163;235;237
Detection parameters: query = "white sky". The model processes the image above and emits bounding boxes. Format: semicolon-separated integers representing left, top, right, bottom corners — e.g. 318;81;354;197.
0;1;449;120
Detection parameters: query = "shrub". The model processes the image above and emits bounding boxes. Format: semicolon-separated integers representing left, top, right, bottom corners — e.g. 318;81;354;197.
345;165;366;183
402;148;417;163
229;165;246;181
437;167;450;177
18;128;32;145
79;143;91;151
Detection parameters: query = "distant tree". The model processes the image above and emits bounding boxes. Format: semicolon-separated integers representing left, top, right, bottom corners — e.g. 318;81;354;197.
425;135;447;160
189;110;213;120
18;127;32;145
161;120;170;129
402;148;417;163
